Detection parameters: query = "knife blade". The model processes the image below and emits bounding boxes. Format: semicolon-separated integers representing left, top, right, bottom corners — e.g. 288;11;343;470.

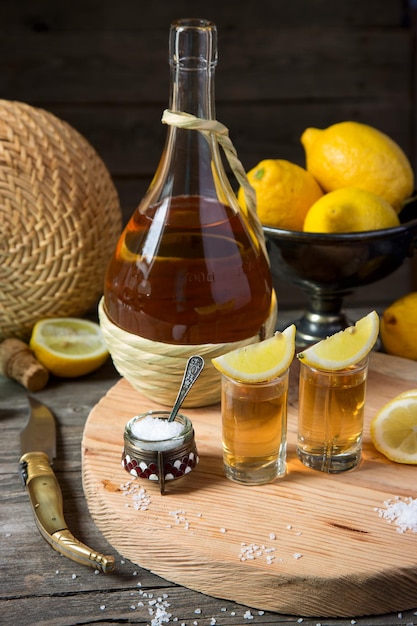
19;396;115;573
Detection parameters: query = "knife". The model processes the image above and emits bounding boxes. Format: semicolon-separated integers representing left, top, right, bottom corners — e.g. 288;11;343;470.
19;396;115;573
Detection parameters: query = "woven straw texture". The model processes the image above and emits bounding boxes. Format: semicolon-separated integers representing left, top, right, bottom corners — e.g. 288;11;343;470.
98;293;277;407
0;100;122;341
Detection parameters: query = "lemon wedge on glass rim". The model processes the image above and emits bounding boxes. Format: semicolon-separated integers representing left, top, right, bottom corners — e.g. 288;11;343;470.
297;310;379;370
211;324;296;383
370;391;417;464
30;317;109;378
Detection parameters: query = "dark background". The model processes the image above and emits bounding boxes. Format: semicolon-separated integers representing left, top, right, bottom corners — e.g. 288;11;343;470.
1;0;416;309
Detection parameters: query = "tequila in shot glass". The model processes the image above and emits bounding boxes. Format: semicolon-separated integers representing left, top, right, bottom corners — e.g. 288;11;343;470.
295;311;379;473
212;325;296;485
221;370;289;484
297;358;368;472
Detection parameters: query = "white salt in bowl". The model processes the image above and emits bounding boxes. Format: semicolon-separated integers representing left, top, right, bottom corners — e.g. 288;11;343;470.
121;410;199;494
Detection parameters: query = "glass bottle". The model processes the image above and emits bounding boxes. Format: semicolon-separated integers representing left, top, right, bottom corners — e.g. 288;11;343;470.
104;18;273;345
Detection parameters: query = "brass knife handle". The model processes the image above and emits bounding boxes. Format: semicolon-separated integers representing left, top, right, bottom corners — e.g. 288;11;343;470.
19;451;115;573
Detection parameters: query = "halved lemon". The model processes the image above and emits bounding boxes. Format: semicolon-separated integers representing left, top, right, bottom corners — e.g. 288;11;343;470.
30;317;109;378
370;393;417;464
297;311;379;371
211;324;296;383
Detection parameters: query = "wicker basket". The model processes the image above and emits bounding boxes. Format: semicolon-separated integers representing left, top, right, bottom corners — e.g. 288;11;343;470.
0;100;122;341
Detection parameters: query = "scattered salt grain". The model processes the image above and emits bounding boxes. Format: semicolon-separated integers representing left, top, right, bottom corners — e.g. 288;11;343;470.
120;481;152;510
293;553;303;560
375;496;417;533
243;609;254;620
169;509;193;531
194;608;202;614
239;542;277;564
297;619;304;623
71;573;77;579
131;415;184;451
220;527;226;533
100;605;106;610
269;533;276;540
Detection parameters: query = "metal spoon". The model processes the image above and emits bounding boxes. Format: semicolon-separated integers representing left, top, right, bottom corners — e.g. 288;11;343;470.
167;355;204;422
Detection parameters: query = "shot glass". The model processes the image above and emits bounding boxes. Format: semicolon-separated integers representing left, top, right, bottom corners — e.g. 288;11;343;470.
221;370;289;485
297;357;369;473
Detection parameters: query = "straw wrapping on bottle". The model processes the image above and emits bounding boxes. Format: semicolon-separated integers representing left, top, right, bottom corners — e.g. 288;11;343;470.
98;294;277;407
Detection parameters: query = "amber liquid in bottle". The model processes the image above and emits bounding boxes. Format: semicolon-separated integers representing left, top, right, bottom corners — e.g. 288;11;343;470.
104;19;273;346
105;194;272;344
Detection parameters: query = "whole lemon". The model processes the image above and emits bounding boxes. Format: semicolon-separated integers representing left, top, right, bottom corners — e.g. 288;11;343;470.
380;292;417;360
303;187;400;233
238;159;323;231
301;121;414;212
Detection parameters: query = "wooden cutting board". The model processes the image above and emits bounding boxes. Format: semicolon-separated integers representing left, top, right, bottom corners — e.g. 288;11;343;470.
82;352;417;618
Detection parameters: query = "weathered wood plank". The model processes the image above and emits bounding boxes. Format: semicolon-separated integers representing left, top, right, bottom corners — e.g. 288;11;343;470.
0;28;410;103
1;0;408;30
38;101;413;178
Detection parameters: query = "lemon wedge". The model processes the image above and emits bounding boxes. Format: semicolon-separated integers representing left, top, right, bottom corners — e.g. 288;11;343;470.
211;324;296;383
297;311;379;370
30;317;109;378
370;393;417;464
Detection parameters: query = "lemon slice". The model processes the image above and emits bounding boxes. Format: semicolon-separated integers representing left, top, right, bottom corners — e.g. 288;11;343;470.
370;393;417;464
397;389;417;400
297;310;379;370
30;317;109;378
211;324;296;383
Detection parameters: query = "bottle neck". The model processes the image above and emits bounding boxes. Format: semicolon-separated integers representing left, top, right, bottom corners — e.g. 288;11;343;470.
168;18;217;119
169;64;215;119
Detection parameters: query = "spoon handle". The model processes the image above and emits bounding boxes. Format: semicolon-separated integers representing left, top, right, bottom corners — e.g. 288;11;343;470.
168;355;204;422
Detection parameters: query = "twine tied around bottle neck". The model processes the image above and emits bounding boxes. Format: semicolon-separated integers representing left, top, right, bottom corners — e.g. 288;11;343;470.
161;109;267;258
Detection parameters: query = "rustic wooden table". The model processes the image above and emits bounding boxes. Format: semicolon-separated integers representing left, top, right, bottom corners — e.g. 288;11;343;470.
1;341;417;626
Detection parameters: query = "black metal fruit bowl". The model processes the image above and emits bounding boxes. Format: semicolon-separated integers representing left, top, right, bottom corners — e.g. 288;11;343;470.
264;202;417;347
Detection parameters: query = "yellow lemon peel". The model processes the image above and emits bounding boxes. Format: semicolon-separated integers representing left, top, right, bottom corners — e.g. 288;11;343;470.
297;311;379;370
212;324;296;382
380;292;417;361
238;159;323;230
370;393;417;464
301;121;414;211
303;187;400;233
30;317;109;378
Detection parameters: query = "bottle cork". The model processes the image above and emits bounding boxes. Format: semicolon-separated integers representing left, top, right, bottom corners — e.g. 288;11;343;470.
0;338;49;392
